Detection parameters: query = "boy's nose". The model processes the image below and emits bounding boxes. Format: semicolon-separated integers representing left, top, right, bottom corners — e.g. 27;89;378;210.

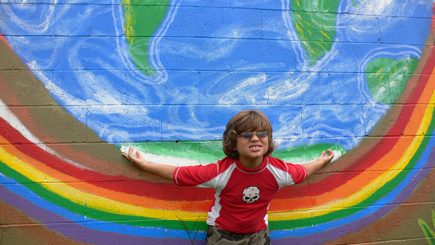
250;134;260;141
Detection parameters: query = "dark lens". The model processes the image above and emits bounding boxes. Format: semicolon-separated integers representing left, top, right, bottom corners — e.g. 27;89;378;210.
239;132;254;138
256;131;268;138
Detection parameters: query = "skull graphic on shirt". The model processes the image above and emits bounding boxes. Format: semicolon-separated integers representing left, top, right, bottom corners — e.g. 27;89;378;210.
242;186;260;204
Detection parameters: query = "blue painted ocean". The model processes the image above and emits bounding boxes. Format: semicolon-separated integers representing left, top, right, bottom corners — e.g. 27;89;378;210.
0;0;433;150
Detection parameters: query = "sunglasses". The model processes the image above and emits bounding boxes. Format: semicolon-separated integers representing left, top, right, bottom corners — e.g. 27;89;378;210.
238;131;268;139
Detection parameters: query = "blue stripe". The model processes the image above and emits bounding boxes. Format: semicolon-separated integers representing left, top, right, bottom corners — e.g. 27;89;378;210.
271;134;435;238
0;173;204;239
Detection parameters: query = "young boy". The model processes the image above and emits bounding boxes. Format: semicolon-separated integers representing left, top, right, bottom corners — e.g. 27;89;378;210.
123;110;334;244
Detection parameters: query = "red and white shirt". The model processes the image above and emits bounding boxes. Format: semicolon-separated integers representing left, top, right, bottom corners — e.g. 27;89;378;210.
174;156;307;234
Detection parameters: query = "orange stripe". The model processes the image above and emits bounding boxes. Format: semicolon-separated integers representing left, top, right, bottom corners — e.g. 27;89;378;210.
271;71;435;211
0;137;210;212
3;69;435;213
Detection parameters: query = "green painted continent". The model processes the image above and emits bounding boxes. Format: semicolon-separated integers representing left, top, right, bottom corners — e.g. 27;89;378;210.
122;0;170;76
366;57;418;104
291;0;341;65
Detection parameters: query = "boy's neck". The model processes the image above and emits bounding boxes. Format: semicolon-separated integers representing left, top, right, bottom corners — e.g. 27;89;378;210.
239;156;264;169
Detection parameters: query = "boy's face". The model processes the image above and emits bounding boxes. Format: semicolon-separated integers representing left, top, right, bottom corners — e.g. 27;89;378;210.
233;130;269;165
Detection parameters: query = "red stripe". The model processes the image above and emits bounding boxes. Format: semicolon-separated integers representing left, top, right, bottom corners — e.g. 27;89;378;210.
0;118;214;201
2;31;435;202
279;45;435;198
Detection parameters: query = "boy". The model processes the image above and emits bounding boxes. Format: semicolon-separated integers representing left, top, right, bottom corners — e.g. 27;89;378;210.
123;110;334;244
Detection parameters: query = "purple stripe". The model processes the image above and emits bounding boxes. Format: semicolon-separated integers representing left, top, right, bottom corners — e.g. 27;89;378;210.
0;185;197;244
2;144;434;245
275;143;435;244
2;142;435;244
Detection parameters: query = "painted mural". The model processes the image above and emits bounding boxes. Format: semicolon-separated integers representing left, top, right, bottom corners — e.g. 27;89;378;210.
1;0;435;244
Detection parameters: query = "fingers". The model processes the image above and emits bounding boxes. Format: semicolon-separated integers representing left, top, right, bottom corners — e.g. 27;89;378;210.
319;149;335;159
319;150;325;157
122;147;138;161
135;150;142;158
127;147;143;161
325;149;334;161
319;149;334;163
328;149;334;157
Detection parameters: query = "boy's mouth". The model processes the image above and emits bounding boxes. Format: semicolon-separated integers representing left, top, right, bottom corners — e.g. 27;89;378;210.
249;145;262;150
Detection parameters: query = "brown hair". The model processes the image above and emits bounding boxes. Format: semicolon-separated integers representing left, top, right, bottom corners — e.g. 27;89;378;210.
222;110;276;159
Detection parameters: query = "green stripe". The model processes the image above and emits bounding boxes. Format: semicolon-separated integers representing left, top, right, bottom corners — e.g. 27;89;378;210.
0;160;206;231
2;110;434;233
270;108;435;230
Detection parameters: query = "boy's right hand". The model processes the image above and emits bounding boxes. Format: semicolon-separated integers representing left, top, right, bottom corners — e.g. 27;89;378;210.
122;147;176;181
122;147;148;169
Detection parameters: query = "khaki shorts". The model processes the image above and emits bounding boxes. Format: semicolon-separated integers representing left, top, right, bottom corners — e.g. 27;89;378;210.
206;225;270;245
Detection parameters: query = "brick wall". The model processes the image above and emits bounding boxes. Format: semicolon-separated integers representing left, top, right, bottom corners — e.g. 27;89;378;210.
1;1;434;244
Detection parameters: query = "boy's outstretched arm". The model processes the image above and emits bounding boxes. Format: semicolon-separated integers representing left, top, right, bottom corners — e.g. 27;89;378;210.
122;147;176;181
302;149;334;177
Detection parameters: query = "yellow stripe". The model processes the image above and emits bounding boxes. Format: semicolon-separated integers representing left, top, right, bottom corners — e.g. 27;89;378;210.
270;81;435;221
2;74;435;222
2;87;433;222
0;148;207;221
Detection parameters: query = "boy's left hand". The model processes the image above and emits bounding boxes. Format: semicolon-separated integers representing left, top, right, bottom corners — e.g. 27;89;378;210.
317;148;335;165
304;149;335;177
